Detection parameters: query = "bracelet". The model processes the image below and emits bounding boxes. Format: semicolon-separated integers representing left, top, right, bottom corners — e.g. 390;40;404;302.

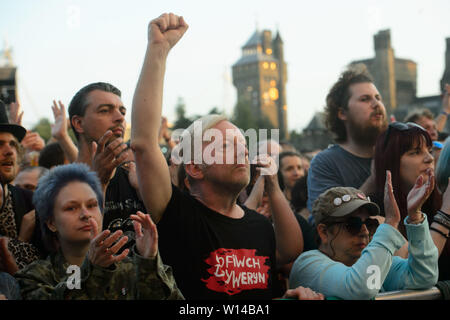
441;111;449;117
436;211;450;224
433;219;450;230
407;213;424;224
438;209;450;217
434;213;450;229
430;226;449;239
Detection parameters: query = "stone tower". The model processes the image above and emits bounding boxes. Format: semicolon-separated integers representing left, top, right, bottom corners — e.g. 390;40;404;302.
372;30;397;113
350;29;417;116
232;29;288;139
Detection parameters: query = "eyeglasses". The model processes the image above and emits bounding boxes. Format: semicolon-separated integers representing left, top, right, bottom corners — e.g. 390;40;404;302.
342;216;379;235
383;122;426;149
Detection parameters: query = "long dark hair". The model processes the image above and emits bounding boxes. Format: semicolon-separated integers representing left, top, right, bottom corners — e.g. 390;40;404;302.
374;125;441;236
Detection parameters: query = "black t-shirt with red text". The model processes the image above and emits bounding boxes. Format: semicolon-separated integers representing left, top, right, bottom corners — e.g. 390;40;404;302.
157;185;276;300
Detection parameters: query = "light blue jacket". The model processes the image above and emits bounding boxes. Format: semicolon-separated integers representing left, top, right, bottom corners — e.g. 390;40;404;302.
289;216;439;300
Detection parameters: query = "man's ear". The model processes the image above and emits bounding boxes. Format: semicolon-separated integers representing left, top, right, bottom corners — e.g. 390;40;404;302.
71;115;84;136
184;162;204;181
46;218;57;233
337;108;347;121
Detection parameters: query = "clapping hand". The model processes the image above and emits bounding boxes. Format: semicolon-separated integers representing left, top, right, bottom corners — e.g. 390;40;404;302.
384;170;401;229
87;218;129;268
130;211;158;259
407;168;435;222
21;131;45;152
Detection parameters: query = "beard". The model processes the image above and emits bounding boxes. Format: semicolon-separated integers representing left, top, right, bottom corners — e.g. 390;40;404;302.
347;112;388;147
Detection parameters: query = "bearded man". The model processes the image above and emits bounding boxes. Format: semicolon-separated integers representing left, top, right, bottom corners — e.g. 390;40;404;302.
306;68;388;217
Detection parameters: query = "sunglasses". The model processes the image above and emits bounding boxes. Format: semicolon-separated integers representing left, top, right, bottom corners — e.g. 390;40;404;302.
330;216;379;236
383;122;426;149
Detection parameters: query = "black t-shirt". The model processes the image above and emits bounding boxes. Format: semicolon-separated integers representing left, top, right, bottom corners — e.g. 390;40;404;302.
294;213;318;252
102;167;147;250
157;185;277;300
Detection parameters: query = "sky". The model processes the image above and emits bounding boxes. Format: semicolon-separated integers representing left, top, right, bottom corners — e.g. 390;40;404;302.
1;0;449;132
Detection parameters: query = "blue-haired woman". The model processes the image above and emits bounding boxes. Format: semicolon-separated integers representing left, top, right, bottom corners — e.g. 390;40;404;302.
14;163;183;299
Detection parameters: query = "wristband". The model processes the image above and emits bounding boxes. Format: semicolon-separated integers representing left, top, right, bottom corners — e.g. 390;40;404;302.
407;213;424;225
434;213;450;229
441;110;449;117
438;209;450;217
430;226;449;239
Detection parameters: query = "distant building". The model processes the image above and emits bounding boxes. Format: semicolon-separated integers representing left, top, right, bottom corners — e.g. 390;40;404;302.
350;29;417;115
295;112;333;153
350;29;450;133
0;44;16;104
232;29;288;139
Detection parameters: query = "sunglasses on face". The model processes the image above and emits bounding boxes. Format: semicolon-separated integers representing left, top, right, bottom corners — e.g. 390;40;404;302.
383;122;426;149
330;216;379;236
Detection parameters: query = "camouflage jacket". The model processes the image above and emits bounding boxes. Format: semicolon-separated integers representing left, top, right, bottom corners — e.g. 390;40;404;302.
14;246;184;300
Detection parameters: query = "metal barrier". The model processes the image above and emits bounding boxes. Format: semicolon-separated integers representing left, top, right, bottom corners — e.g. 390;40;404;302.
375;287;442;300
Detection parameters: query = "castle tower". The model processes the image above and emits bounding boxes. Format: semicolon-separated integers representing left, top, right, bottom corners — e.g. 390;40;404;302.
273;31;288;139
441;37;450;92
373;29;397;114
350;29;417;115
232;29;288;139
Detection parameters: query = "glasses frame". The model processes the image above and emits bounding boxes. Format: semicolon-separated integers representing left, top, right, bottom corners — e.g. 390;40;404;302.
325;216;379;236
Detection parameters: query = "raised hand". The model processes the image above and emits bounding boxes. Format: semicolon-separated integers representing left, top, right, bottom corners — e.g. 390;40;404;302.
8;101;23;125
148;13;188;50
407;168;435;222
87;218;129;268
130;211;158;259
442;84;450;114
384;170;401;229
253;154;279;194
21;131;45;151
51;100;70;140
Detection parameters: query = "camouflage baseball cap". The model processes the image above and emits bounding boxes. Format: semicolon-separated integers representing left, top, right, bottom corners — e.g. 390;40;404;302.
312;187;380;225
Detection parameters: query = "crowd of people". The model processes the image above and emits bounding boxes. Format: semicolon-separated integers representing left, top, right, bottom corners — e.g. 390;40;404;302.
0;13;450;300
